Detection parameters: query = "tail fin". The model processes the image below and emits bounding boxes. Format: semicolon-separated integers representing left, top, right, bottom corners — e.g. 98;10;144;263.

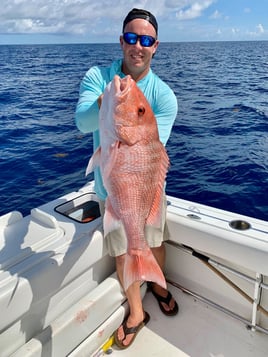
123;247;167;292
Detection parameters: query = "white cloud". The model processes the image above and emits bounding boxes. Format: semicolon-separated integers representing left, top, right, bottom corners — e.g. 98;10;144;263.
0;0;143;35
0;0;217;38
176;0;215;20
231;27;240;34
246;23;265;38
257;23;264;33
210;10;221;19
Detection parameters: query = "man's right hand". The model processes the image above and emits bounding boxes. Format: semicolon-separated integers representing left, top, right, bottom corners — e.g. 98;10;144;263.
97;94;104;108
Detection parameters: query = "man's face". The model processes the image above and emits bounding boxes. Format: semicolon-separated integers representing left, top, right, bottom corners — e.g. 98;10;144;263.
120;18;159;81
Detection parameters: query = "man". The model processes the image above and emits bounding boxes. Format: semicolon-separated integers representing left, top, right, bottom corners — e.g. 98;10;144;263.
75;8;178;349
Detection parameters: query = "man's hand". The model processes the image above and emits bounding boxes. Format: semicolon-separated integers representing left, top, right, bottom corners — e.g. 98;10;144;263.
97;94;104;108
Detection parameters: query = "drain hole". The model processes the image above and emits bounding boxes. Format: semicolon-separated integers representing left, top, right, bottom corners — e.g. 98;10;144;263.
229;220;251;230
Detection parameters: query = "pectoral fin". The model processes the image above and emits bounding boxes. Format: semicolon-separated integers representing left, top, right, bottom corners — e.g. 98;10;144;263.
85;146;101;176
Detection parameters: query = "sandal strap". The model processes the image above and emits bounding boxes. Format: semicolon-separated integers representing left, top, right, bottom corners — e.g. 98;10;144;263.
114;312;150;349
152;289;173;305
121;311;149;336
122;320;144;336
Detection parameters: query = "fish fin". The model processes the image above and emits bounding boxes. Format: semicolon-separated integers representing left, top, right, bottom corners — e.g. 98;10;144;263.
146;186;164;227
123;247;167;292
85;147;101;176
146;147;169;227
103;198;122;236
102;141;120;179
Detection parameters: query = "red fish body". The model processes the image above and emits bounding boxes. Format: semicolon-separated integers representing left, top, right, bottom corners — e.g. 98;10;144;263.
86;75;169;291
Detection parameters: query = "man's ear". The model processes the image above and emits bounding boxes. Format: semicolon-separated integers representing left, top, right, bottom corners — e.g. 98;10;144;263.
119;35;124;48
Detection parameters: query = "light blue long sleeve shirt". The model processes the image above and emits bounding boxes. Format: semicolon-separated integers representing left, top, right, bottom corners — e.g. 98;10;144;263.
75;59;178;200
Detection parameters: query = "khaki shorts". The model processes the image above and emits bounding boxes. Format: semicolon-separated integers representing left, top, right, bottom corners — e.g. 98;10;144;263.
99;196;170;257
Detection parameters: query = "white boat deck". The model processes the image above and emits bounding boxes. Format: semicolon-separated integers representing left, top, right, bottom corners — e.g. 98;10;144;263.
1;182;267;357
111;283;268;357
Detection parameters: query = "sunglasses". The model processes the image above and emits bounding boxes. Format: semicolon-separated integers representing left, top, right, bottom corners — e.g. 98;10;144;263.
123;32;156;47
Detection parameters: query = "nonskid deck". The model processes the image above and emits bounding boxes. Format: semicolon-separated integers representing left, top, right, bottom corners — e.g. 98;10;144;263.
110;282;268;357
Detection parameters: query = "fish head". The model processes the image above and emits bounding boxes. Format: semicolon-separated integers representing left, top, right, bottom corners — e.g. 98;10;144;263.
107;75;159;145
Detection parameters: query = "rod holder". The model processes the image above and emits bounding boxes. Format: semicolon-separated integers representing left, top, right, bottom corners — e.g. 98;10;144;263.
229;220;251;230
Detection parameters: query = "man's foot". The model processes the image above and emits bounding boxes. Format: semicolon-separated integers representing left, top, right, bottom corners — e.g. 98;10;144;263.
114;311;150;349
149;283;179;316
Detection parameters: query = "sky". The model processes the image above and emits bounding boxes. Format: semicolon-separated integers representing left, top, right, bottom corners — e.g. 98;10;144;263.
0;0;267;44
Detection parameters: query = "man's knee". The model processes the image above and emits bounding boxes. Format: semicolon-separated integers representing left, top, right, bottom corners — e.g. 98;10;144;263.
115;253;126;269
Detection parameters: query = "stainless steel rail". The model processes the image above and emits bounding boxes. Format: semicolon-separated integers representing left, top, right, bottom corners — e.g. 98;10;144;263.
165;240;268;334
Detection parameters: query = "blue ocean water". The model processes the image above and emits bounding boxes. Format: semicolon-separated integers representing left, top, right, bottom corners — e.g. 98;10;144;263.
0;42;267;220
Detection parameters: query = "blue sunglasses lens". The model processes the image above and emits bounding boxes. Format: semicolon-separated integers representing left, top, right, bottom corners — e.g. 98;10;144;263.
123;32;156;47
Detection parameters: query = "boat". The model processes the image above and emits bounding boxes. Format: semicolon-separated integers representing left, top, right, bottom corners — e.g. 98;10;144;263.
1;180;268;356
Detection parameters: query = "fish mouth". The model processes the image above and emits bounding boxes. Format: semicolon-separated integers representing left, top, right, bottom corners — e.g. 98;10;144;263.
113;75;136;130
114;75;133;97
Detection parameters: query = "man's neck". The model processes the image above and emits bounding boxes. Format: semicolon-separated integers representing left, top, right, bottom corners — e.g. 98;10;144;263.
121;63;150;82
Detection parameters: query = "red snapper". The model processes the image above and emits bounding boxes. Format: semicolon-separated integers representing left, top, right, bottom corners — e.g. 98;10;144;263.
86;75;169;291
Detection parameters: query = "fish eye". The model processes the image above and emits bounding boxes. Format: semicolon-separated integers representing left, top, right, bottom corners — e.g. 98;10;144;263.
138;106;145;116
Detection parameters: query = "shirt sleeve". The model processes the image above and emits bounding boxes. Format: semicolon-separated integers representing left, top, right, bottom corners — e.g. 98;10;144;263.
75;66;107;133
154;82;178;146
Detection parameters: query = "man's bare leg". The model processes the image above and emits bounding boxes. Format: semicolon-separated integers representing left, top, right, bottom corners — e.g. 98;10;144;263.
151;244;176;312
115;254;145;347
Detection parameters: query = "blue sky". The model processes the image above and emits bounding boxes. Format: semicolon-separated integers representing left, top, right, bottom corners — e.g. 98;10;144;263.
0;0;267;44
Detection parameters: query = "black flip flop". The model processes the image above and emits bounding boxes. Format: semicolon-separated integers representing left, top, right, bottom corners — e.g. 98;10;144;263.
114;311;150;349
150;287;179;316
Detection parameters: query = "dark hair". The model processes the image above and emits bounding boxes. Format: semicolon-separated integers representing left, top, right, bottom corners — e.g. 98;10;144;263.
122;8;158;35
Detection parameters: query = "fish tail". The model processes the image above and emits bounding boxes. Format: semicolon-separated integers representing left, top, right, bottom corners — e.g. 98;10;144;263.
123;248;167;292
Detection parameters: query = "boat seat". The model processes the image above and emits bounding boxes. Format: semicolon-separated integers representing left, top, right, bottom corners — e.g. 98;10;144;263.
10;272;147;357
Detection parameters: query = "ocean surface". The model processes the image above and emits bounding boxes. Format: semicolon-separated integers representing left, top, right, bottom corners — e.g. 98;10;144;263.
0;41;267;221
